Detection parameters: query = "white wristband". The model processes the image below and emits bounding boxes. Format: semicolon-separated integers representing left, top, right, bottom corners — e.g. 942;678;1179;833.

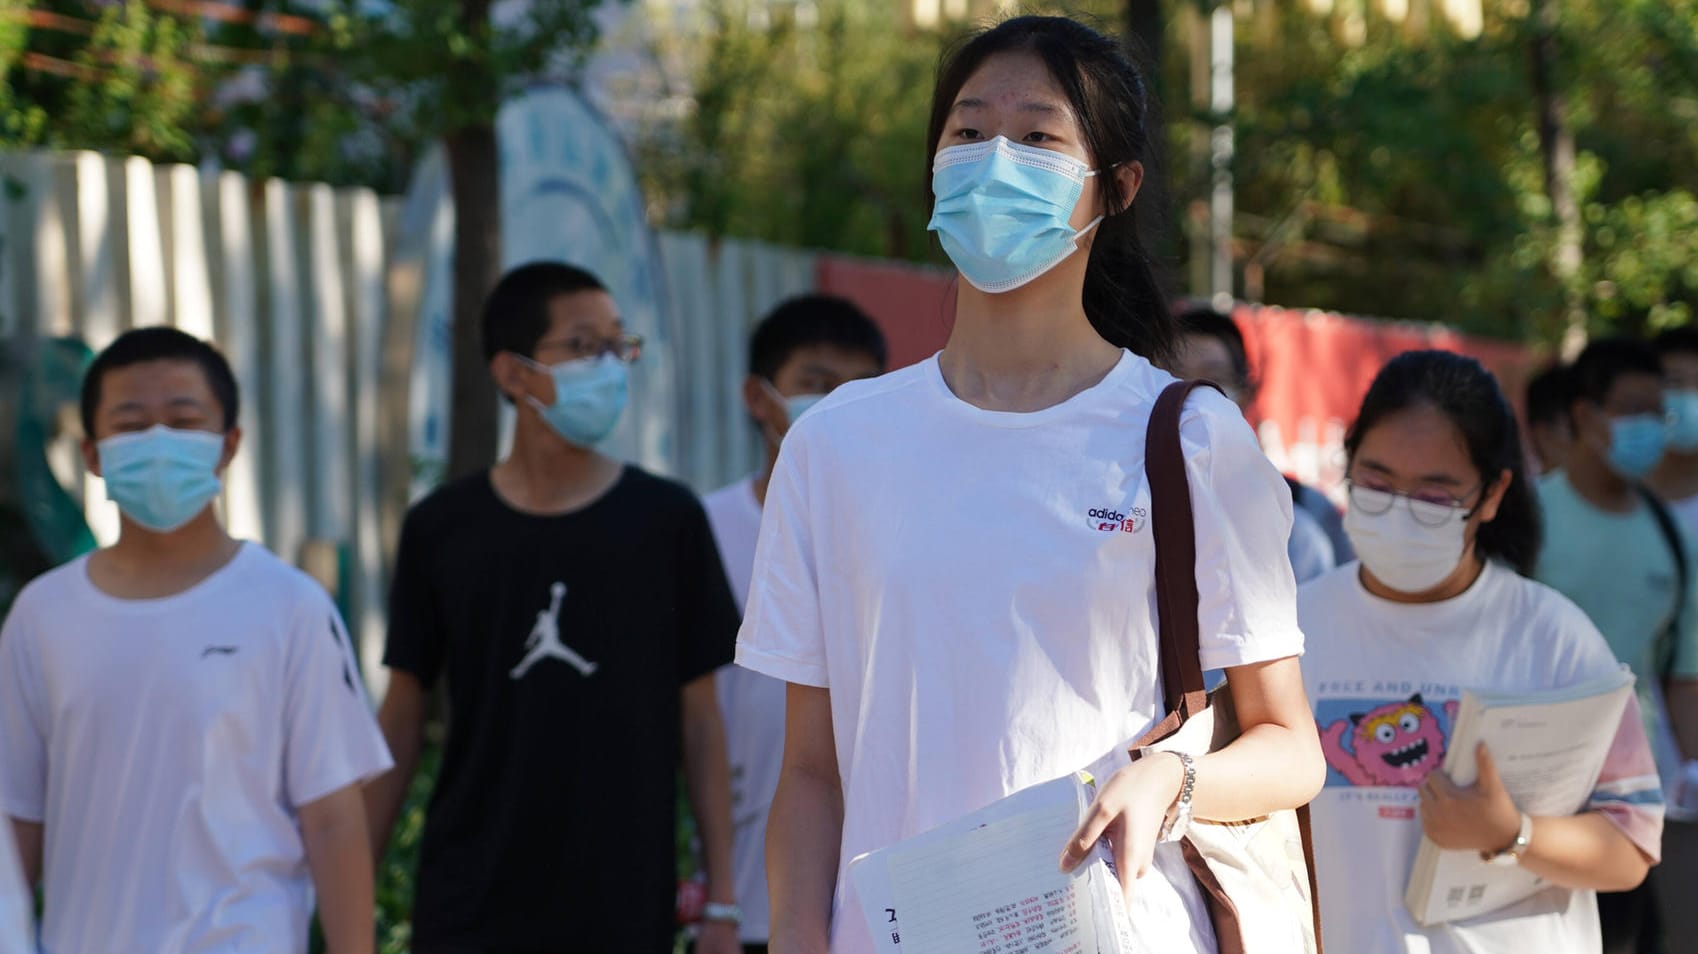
702;901;742;925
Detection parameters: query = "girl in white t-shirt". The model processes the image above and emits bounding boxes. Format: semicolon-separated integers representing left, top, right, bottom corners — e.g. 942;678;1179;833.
735;15;1325;954
1299;350;1664;954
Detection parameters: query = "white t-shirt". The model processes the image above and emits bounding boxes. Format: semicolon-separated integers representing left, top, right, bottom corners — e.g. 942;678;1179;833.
1299;560;1665;954
0;818;30;954
0;543;394;954
736;351;1307;954
703;475;786;942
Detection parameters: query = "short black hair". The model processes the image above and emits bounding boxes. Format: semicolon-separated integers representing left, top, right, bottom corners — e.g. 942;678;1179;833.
481;261;608;363
1570;336;1663;405
1174;305;1249;387
80;326;239;437
1524;363;1572;428
748;295;888;381
1653;326;1698;363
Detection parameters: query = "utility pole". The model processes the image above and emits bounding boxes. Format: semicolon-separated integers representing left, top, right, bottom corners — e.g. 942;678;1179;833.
1529;0;1586;357
1208;0;1235;310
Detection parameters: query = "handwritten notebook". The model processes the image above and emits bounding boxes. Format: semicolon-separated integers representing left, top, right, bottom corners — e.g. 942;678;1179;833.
848;772;1135;954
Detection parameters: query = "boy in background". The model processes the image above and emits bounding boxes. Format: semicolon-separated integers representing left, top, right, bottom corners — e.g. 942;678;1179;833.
1537;336;1698;953
1166;306;1339;582
367;262;743;953
702;295;887;952
0;327;391;953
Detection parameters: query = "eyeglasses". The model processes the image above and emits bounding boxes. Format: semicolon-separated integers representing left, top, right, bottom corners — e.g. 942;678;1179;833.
533;333;644;365
1346;478;1480;528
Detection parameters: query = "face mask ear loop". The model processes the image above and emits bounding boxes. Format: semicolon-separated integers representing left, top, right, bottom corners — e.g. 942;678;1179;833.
1454;474;1498;523
755;377;790;441
511;353;555;414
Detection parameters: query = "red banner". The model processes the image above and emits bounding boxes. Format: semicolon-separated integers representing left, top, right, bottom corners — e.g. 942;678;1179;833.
1236;305;1537;504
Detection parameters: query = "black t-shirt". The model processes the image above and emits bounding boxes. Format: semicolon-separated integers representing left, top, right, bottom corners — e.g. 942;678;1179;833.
385;467;740;953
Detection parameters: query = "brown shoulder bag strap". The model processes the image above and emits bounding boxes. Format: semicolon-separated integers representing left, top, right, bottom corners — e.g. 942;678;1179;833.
1145;379;1325;954
1145;380;1213;722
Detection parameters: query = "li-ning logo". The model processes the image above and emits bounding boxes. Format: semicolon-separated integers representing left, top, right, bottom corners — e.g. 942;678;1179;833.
1086;506;1147;534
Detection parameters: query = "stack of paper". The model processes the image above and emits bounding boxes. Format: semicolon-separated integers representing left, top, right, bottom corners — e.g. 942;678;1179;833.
848;773;1135;954
1405;667;1636;926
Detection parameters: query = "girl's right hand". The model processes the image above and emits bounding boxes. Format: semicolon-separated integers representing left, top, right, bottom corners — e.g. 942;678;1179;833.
1058;752;1185;903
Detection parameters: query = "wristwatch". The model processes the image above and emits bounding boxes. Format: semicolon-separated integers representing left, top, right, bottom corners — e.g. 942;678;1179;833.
702;902;743;925
1482;812;1533;866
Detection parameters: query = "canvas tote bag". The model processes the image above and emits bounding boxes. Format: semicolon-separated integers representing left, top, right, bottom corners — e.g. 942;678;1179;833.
1129;379;1323;954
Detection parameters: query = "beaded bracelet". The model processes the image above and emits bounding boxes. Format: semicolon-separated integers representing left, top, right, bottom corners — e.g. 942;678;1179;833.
1157;751;1197;844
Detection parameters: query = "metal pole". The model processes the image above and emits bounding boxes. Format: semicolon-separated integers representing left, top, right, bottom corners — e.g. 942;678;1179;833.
1209;1;1235;310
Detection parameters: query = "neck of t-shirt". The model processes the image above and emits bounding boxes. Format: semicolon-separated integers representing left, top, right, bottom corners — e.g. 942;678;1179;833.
937;319;1124;415
495;424;622;514
112;506;229;559
1649;451;1698;502
97;514;243;601
1357;552;1489;606
1565;449;1639;513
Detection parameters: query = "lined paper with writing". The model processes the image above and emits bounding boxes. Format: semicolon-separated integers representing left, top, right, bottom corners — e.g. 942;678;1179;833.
885;797;1095;954
847;772;1134;954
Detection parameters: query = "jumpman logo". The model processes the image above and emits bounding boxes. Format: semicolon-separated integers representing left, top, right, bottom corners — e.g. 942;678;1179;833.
510;582;599;680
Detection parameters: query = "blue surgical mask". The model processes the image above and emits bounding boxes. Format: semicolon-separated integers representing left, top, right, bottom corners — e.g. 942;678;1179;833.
761;379;826;430
97;425;225;532
1607;414;1668;480
1667;389;1698;452
927;136;1104;293
521;353;629;447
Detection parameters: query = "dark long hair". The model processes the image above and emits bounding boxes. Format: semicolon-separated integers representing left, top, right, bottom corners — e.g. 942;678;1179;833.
1344;350;1542;576
926;16;1174;363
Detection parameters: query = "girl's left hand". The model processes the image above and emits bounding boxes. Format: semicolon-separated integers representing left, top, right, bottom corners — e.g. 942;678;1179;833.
1418;742;1522;853
1059;752;1185;904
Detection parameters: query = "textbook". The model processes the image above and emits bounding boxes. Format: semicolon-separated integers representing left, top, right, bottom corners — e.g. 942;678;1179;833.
1404;667;1636;926
847;772;1135;954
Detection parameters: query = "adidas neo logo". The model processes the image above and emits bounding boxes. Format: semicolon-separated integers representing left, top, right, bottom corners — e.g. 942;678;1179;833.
1087;506;1147;534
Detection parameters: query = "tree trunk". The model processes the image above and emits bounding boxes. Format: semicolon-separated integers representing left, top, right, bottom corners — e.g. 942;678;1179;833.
441;0;502;481
1127;0;1161;70
443;122;502;480
1529;0;1585;357
1126;0;1179;287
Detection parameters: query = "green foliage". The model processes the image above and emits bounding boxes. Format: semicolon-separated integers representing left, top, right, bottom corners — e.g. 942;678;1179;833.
1582;189;1698;331
68;0;199;158
0;0;614;191
638;0;952;261
654;0;1698;344
0;0;41;145
323;0;607;139
0;0;202;161
373;740;441;954
1218;0;1698;342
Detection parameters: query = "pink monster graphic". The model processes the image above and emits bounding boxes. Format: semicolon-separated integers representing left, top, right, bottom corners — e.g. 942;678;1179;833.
1319;693;1458;787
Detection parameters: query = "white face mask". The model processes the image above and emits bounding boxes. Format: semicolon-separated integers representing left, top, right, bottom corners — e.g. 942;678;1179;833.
1343;486;1470;594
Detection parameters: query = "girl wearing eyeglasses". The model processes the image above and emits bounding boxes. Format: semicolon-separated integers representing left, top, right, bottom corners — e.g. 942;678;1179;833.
1299;349;1663;954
